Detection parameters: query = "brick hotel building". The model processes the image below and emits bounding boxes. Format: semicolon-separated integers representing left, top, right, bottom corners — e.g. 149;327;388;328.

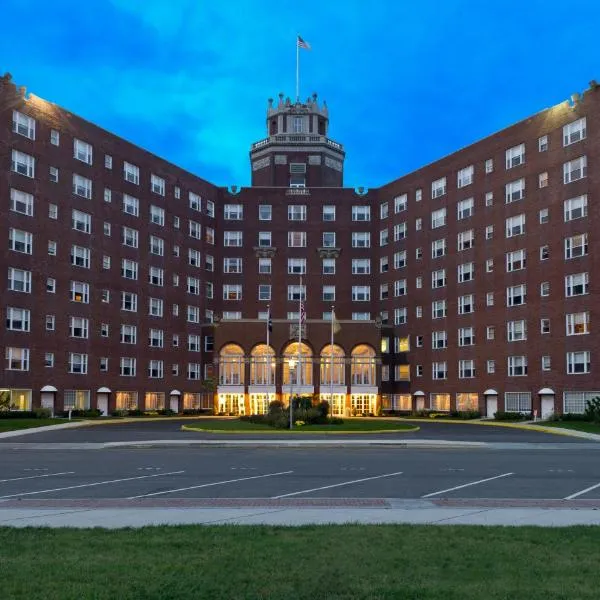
1;72;599;418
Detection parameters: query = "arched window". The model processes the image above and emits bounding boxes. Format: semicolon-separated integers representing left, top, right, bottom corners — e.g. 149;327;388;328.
351;345;376;385
320;344;345;385
250;344;276;385
219;344;245;385
282;342;313;385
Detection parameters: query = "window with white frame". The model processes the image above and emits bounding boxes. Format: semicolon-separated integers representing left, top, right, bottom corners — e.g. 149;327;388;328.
352;206;371;221
74;139;93;164
149;266;164;286
258;231;272;247
149;235;164;256
487;326;495;340
431;268;446;289
12;110;36;139
259;257;272;274
204;254;213;271
567;351;590;374
352;258;370;274
542;356;551;371
49;167;59;184
505;178;525;203
287;285;306;301
394;307;407;325
323;232;336;247
69;353;88;374
432;362;447;380
539;208;549;224
563;117;586;146
539;172;548;188
485;158;494;173
121;292;138;312
380;283;389;300
506;213;525;238
188;334;201;352
538;135;548;152
458;326;474;346
70;281;89;303
72;209;91;234
11;150;35;178
72;174;92;199
457;197;474;220
505;143;525;169
380;257;389;273
288;231;306;247
148;360;164;378
206;200;215;218
120;324;137;344
458;294;474;314
124;162;140;185
431;208;446;229
565;233;588;259
322;205;335;221
288;258;306;275
486;259;494;273
188;363;202;380
224;258;243;274
394;279;406;297
9;229;32;254
223;284;242;300
459;359;475;378
258;284;271;301
120;357;136;376
394;251;406;269
122;195;139;217
507;319;527;342
224;204;243;220
380;202;389;219
505;391;531;411
322;258;335;274
432;238;446;258
187;277;200;295
506;249;526;272
540;318;551;334
6;307;30;332
566;312;590;336
457;165;474;188
151;174;165;196
564;391;600;414
288;205;307;221
565;272;589;297
457;230;474;251
187;305;199;322
507;284;526;306
432;330;447;349
431;177;446;198
379;229;389;247
323;285;336;301
121;258;138;280
10;189;34;216
71;245;90;268
187;220;201;240
188;249;201;267
105;154;112;169
564;195;588;222
70;316;89;339
352;232;370;248
394;194;407;213
5;347;29;370
224;231;243;247
352;286;370;301
432;300;447;319
563;156;587;184
508;356;528;377
189;192;201;212
393;223;406;242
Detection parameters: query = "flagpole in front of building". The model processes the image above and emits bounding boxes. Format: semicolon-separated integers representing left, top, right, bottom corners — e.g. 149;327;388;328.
330;306;335;416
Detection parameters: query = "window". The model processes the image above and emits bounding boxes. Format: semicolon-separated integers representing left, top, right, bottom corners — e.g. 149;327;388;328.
224;258;243;274
432;330;447;349
288;205;307;221
104;188;111;203
566;312;590;336
149;298;164;317
124;162;140;185
10;189;34;216
120;194;139;217
224;231;243;247
6;307;30;332
394;251;406;269
431;269;446;289
416;248;423;259
485;192;493;207
205;254;213;271
187;276;200;295
151;174;165;196
72;210;91;234
507;320;527;342
486;291;494;306
394;307;407;325
565;272;589;297
563;156;587;184
458;294;474;314
352;232;370;248
352;206;371;221
379;229;389;246
394;280;407;297
259;205;272;220
121;258;138;280
48;204;58;219
71;245;90;268
149;236;164;256
206;200;215;218
432;238;446;258
259;258;272;274
323;285;336;301
188;363;202;380
121;292;138;312
505;392;531;412
564;195;588;222
379;283;389;300
72;174;92;199
188;220;201;240
506;143;525;169
415;218;422;231
485;225;494;240
322;258;335;275
487;326;495;340
457;165;474;188
69;316;89;338
539;172;548;188
380;202;389;219
46;278;56;293
352;286;370;301
73;139;93;164
45;353;54;368
223;284;242;300
505;214;525;238
49;167;59;183
352;259;371;275
68;353;88;374
46;240;56;256
224;204;243;220
542;356;551;371
564;391;600;414
105;155;113;169
379;257;389;273
486;259;494;273
567;351;590;374
287;258;306;275
120;357;136;376
188;334;201;352
485;158;494;173
431;177;446;198
539;208;549;224
506;249;526;272
538;135;548;152
563;117;586;146
432;362;447;380
457;198;474;220
507;284;526;306
11;150;35;177
508;356;528;377
50;129;59;145
541;318;550;334
323;232;336;248
322;205;336;221
394;194;407;213
70;281;89;303
148;329;164;348
187;306;200;322
259;284;271;301
9;229;32;254
459;360;475;379
565;234;588;259
149;266;164;287
432;300;447;319
287;285;306;301
393;223;406;241
101;323;109;337
431;208;446;229
415;188;422;202
188;192;201;212
12;110;36;139
459;327;474;346
457;230;474;251
505;179;525;203
5;347;29;371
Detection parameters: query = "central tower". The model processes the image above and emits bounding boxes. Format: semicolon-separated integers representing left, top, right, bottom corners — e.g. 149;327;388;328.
249;92;345;187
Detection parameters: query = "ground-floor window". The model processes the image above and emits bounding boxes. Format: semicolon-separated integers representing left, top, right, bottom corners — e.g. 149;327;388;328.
505;392;531;413
250;393;275;415
563;391;600;414
430;393;450;412
145;392;165;411
456;393;478;412
183;392;212;410
64;390;90;410
218;393;245;415
116;391;138;411
0;389;32;411
351;393;376;416
392;394;412;411
320;393;345;416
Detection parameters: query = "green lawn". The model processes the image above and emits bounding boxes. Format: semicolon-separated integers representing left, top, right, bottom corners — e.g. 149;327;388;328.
184;418;417;433
0;525;599;599
0;418;73;433
541;420;600;434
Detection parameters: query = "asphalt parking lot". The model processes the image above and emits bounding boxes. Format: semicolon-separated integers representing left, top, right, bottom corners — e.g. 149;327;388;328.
2;447;600;503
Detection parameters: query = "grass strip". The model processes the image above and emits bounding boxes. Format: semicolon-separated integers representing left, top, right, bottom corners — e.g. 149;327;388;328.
0;524;598;599
0;418;76;432
540;421;600;434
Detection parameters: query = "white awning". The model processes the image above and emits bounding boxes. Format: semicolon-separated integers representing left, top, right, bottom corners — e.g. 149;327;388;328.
413;391;425;397
169;389;181;396
40;385;58;392
97;387;111;393
483;389;498;396
538;388;555;395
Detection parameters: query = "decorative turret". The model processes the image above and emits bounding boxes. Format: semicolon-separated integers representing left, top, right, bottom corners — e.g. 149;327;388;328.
249;93;345;188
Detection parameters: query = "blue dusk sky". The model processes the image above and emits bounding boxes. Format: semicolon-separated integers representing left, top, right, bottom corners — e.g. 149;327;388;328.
2;0;600;188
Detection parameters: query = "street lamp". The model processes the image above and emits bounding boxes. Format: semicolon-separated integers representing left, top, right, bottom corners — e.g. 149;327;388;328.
287;357;297;429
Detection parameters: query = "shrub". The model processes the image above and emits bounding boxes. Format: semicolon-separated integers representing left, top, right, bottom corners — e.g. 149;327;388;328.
0;411;37;419
182;408;211;415
450;410;481;420
557;412;589;422
494;411;532;421
584;397;600;424
34;407;52;419
110;409;128;417
56;409;102;419
127;409;144;417
157;409;177;416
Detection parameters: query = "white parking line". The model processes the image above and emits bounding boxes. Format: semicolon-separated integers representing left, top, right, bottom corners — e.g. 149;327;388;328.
0;471;185;499
0;471;75;484
272;471;404;499
421;472;514;498
565;481;600;500
128;470;293;499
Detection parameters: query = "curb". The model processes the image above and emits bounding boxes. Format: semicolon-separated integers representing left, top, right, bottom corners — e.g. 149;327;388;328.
180;424;421;435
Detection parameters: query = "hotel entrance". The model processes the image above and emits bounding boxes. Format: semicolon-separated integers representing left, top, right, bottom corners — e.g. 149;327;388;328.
350;393;377;416
217;393;245;415
249;393;275;415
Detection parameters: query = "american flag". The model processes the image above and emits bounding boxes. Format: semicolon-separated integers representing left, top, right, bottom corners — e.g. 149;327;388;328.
297;35;311;50
299;299;306;325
